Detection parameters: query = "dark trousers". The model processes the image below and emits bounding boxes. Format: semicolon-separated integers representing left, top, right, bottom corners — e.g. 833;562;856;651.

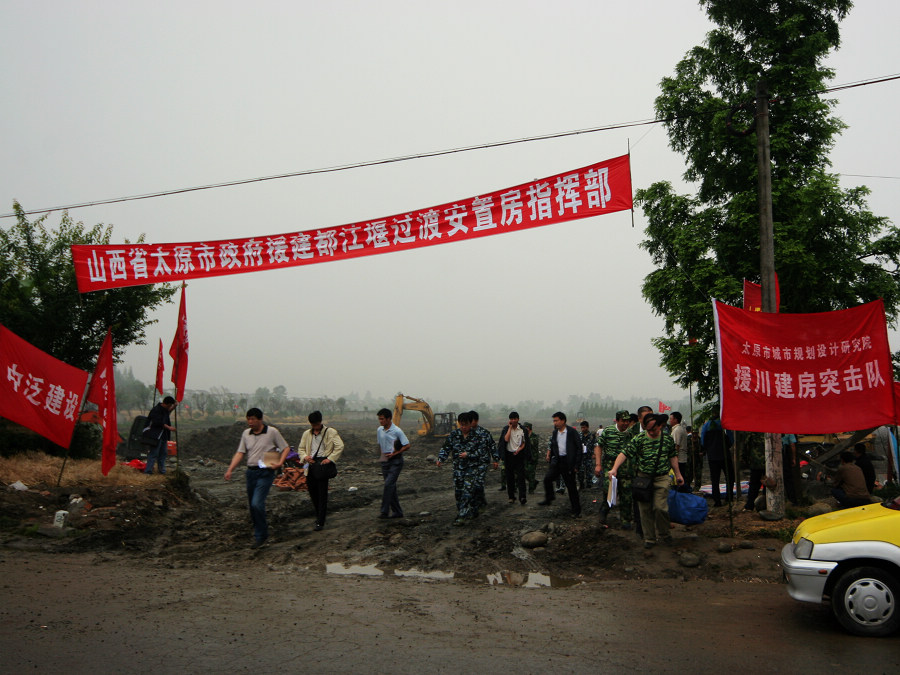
245;467;275;543
832;488;870;509
307;461;331;526
380;455;404;517
543;459;580;515
745;467;764;510
676;462;691;492
708;459;733;505
505;450;527;501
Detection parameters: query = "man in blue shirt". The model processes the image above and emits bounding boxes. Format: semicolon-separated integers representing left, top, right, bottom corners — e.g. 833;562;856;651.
376;408;410;519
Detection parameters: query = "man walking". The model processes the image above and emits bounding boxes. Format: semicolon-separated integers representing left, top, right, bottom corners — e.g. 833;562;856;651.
224;408;291;549
438;411;495;525
297;410;344;531
376;408;409;519
609;413;684;548
595;410;633;528
498;412;528;505
142;396;176;475
538;412;582;517
669;412;690;493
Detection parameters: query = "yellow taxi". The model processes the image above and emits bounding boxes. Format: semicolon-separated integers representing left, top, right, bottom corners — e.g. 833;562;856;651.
781;496;900;636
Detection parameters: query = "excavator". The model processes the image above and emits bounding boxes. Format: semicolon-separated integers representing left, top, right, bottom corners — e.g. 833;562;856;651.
392;393;457;437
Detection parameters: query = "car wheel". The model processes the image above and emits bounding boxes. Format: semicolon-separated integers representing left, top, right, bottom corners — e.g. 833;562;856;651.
831;566;900;637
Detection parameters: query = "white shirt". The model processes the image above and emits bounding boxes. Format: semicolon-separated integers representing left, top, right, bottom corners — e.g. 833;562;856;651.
557;427;568;456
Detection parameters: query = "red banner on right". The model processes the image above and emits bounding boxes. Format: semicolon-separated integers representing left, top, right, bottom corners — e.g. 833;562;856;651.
713;299;895;434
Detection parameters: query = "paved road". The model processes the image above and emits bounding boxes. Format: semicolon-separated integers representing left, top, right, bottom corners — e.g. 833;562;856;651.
0;552;896;673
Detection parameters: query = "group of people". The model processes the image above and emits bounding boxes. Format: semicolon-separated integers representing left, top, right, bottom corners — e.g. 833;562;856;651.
221;406;412;548
216;403;884;550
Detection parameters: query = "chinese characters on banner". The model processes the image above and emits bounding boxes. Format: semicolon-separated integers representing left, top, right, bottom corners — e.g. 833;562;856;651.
71;155;632;292
85;330;118;475
742;274;780;312
713;299;895;434
0;326;89;448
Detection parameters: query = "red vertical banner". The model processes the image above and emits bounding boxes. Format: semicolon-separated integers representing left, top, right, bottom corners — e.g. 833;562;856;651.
86;329;118;475
155;338;165;395
169;286;189;402
742;274;780;312
714;299;894;433
0;326;89;448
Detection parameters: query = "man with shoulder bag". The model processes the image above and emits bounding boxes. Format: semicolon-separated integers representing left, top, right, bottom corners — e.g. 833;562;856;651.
298;410;344;531
609;414;684;548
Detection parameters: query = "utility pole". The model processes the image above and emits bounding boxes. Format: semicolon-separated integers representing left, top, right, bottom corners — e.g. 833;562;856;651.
756;79;785;518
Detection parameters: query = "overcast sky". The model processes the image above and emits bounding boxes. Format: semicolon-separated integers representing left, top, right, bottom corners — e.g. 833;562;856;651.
2;1;899;408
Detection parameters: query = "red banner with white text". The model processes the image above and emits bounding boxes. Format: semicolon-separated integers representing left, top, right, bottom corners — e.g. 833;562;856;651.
71;155;632;292
0;326;89;448
713;299;894;434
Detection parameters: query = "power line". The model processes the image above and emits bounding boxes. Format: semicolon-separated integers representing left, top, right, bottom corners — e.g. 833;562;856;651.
4;73;899;220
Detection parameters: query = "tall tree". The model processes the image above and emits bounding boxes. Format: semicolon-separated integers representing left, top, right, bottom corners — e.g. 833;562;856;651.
636;0;900;402
1;203;176;370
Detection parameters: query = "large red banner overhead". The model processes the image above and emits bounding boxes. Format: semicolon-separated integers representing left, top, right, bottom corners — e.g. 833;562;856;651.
0;326;89;448
713;299;895;434
71;155;632;292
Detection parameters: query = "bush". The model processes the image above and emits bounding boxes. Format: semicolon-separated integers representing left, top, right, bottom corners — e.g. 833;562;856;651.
0;421;100;459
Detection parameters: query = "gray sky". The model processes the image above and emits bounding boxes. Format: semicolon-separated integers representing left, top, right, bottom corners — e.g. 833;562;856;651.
2;1;899;406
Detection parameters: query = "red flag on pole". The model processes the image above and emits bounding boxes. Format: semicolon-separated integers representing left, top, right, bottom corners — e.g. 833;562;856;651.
714;299;894;433
155;338;165;395
0;326;89;448
658;401;672;413
86;329;118;476
742;274;780;312
169;285;189;402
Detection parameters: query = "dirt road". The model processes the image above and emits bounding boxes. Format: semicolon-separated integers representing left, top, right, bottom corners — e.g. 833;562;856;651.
1;551;896;674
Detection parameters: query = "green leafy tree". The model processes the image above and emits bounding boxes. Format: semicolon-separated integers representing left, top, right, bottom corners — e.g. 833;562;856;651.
1;203;176;370
637;1;900;401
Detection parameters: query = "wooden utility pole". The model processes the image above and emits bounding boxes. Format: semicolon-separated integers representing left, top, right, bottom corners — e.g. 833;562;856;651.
756;79;785;517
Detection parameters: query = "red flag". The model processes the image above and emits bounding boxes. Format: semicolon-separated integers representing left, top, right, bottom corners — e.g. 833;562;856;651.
742;274;780;312
714;299;894;433
0;326;89;448
169;286;189;402
87;329;118;476
155;338;165;395
658;401;672;413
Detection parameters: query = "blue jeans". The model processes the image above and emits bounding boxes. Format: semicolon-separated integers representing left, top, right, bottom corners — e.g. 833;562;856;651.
144;437;167;474
381;456;404;516
246;467;276;542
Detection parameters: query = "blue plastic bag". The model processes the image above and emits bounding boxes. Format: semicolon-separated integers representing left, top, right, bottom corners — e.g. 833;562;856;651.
667;489;709;525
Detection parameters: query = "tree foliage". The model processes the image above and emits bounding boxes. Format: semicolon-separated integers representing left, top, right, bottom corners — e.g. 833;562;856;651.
636;0;900;401
0;202;177;371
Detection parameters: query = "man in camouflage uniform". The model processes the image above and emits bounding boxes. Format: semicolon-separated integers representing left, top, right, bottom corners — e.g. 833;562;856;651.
578;421;597;490
437;411;497;525
610;413;684;548
523;422;541;493
469;410;498;508
595;410;634;528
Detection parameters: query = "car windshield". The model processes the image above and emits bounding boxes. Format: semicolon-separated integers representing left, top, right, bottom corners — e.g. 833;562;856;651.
886;496;900;511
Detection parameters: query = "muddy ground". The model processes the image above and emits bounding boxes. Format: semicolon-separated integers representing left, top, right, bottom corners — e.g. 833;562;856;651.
1;419;803;585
